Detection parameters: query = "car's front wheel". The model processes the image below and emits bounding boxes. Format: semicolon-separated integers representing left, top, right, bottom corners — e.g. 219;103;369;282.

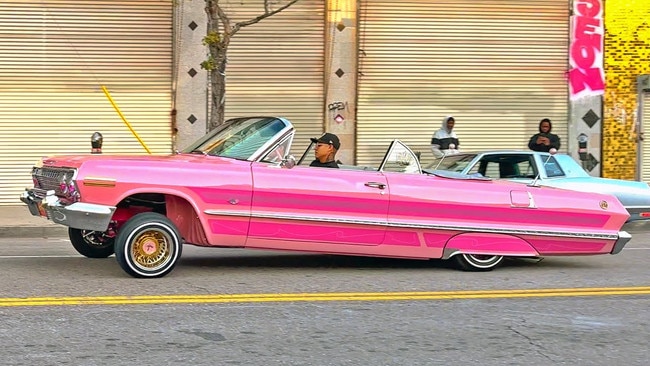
114;212;183;278
452;253;504;271
69;228;115;258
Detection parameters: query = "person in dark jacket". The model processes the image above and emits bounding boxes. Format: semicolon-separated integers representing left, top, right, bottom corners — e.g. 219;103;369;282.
309;132;340;168
528;118;561;152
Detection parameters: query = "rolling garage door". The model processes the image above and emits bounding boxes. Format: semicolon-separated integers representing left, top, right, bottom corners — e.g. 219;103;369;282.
222;0;325;155
0;0;173;205
357;0;569;166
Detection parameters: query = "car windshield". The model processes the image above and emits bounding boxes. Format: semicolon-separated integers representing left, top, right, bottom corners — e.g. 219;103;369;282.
428;154;477;172
181;117;290;160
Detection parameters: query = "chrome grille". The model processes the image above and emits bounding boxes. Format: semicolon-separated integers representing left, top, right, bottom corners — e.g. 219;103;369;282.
32;167;76;196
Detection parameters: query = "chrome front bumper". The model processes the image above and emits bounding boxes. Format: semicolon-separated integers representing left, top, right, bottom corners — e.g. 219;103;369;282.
611;231;631;255
20;189;116;232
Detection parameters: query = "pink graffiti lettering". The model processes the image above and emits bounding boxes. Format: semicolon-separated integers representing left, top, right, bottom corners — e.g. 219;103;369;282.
569;0;604;98
570;32;602;70
576;0;601;17
568;68;604;93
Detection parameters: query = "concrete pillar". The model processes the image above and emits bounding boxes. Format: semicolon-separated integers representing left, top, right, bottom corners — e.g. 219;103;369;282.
324;0;358;165
173;1;209;151
568;96;602;176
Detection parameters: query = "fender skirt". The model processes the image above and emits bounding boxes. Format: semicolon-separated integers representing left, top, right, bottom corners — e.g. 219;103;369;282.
442;232;539;259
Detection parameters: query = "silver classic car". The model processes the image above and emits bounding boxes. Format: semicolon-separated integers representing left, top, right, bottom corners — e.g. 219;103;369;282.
427;151;650;222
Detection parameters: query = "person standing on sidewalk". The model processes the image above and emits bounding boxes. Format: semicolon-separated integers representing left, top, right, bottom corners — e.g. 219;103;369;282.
431;115;461;158
528;118;561;152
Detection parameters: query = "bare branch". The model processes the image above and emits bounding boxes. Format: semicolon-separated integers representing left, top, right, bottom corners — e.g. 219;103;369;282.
203;0;302;129
215;3;231;33
204;1;231;35
232;0;300;35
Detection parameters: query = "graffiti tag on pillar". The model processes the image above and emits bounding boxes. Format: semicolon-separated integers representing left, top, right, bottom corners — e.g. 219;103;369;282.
328;101;348;124
328;101;347;111
568;0;605;100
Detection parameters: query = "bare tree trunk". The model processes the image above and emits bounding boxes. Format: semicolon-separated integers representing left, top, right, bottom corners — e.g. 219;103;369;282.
208;51;228;131
205;1;229;131
203;0;301;130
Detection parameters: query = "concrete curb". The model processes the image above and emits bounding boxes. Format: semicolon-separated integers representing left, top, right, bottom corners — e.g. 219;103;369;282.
0;205;69;238
0;226;68;239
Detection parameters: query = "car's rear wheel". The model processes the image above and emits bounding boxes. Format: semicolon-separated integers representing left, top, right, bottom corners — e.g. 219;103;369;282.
114;212;182;278
69;228;115;258
453;253;504;271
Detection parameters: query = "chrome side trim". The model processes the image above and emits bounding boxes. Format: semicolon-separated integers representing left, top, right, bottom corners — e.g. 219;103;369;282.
206;210;246;217
205;210;620;240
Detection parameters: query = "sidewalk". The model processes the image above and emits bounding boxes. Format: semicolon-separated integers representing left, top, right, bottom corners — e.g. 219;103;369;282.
0;205;67;238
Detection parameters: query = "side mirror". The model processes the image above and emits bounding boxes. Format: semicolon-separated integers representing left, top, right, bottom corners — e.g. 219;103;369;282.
280;155;296;169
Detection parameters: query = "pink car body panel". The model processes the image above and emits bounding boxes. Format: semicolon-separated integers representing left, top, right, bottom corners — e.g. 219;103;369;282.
39;150;629;260
26;113;632;274
249;162;389;246
48;154;254;247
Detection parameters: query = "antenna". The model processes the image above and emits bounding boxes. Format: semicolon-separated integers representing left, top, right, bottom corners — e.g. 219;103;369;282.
530;148;557;187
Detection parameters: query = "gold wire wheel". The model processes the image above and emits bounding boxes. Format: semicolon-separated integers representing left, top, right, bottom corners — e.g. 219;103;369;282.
130;229;174;271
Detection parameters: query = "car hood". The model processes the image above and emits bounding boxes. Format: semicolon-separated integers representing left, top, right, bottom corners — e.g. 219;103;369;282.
41;153;225;169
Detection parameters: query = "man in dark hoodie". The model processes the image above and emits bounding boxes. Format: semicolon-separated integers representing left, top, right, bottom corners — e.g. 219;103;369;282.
528;118;561;152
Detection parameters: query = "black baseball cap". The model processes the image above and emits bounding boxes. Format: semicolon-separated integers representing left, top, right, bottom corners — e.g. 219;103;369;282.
310;133;340;150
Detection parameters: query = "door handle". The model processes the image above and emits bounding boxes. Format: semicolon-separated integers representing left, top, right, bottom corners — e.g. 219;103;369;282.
365;182;386;189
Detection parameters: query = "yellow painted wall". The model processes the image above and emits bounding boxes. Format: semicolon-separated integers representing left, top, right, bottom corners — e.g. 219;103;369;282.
603;0;650;179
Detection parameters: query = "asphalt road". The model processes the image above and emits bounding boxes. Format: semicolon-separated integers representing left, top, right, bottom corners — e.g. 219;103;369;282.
1;224;649;366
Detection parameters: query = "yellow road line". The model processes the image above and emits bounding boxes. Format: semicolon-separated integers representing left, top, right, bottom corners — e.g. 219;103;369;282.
2;287;650;307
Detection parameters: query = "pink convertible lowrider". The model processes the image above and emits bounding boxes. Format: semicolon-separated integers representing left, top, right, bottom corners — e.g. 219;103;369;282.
20;116;631;278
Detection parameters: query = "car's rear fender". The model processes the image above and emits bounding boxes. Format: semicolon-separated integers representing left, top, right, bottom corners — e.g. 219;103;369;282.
441;232;539;259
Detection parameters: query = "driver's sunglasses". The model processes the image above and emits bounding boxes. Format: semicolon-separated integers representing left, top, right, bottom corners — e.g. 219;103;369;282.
315;143;331;148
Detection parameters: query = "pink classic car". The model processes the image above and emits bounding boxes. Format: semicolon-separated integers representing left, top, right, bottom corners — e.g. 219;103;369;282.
21;116;631;278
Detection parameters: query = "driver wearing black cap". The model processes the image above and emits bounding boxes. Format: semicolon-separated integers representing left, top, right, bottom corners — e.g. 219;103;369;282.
309;132;340;168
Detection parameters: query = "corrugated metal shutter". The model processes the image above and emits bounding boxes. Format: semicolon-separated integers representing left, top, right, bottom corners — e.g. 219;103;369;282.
641;93;650;182
357;0;569;166
0;0;172;205
222;0;325;155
